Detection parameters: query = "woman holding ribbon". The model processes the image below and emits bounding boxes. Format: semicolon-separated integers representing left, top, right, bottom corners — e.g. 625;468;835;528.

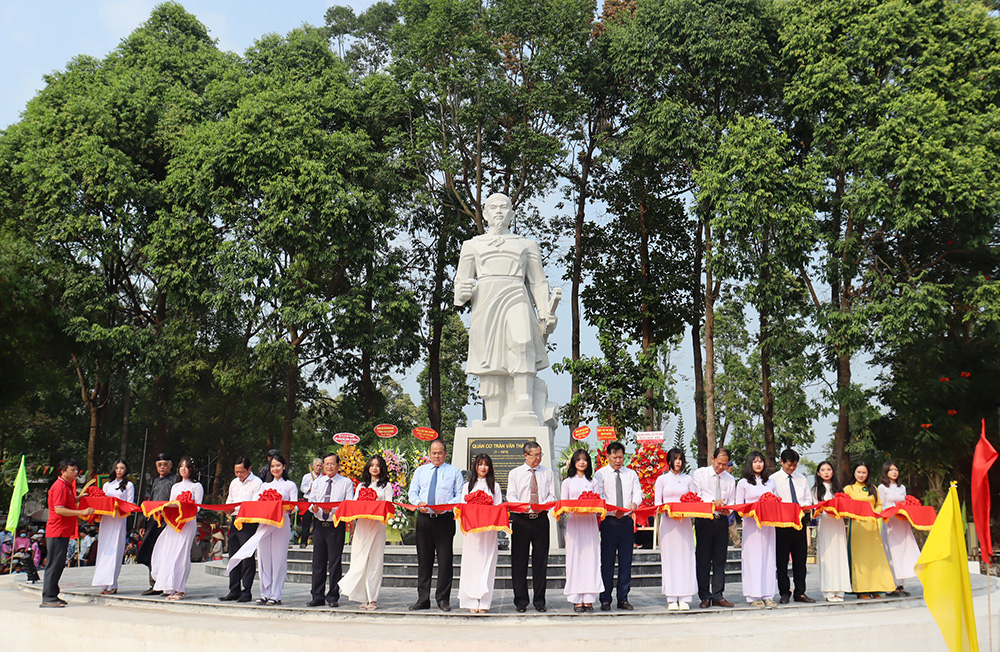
654;447;698;611
734;451;778;609
877;461;920;597
92;459;134;594
812;461;850;602
561;449;604;613
340;455;393;610
844;461;895;599
255;453;298;605
151;456;203;600
458;454;504;613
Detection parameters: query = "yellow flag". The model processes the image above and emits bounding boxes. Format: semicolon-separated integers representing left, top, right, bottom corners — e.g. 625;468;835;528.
914;483;979;652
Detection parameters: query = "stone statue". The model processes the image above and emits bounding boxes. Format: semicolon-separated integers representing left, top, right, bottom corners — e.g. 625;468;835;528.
454;193;561;428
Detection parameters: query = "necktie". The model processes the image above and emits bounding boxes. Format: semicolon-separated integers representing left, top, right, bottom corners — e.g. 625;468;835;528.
615;469;624;507
529;468;539;504
428;465;439;506
788;475;798;504
320;476;332;520
714;474;722;502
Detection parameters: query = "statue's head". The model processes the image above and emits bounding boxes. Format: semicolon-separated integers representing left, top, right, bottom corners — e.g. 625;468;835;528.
483;193;514;235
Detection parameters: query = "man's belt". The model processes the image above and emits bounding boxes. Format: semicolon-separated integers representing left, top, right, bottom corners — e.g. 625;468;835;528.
317;520;335;527
515;511;548;520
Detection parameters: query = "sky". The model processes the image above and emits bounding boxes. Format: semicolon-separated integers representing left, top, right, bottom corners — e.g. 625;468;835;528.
0;0;856;462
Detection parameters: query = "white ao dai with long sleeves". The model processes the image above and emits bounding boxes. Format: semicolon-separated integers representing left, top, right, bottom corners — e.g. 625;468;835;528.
92;480;134;590
878;483;919;582
151;479;203;594
561;475;604;604
815;482;851;598
735;477;777;601
654;472;698;602
458;478;503;610
339;481;393;604
256;478;298;601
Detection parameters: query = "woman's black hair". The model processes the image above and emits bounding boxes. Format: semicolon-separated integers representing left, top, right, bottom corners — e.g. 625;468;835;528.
666;447;686;473
879;460;899;488
360;455;389;488
264;453;290;482
468;454;497;493
175;456;199;483
109;458;130;492
812;460;842;501
741;451;770;484
851;460;878;496
566;448;593;480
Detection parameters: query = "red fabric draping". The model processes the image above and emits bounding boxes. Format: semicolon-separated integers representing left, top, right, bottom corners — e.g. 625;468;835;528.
972;419;998;557
881;504;937;531
232;501;293;530
552;499;607;521
658;502;716;520
454;503;510;534
78;496;143;523
333;500;395;526
728;501;804;529
141;500;200;533
811;496;881;522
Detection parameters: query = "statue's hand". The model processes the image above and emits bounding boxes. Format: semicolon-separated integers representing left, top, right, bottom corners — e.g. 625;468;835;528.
455;279;476;305
543;314;558;335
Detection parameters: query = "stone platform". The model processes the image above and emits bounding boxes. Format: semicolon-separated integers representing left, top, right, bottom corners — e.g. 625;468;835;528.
4;561;998;651
203;545;742;588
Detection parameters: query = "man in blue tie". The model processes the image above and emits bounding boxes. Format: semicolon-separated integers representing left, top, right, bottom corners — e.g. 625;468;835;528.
408;439;464;611
772;448;815;604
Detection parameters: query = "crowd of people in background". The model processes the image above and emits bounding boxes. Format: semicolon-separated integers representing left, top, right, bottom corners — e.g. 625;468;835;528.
23;442;925;615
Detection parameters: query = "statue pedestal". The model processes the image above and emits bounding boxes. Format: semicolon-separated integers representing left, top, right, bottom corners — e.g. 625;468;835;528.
451;422;561;550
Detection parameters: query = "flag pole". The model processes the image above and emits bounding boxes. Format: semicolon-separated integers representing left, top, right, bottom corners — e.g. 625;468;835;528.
985;550;992;652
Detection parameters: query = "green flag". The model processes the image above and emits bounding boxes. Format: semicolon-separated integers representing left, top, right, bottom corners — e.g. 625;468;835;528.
5;455;29;533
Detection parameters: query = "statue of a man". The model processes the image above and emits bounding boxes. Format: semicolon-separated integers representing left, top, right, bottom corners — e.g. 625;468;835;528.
454;193;561;427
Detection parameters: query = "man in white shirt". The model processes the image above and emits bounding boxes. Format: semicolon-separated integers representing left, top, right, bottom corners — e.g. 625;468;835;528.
692;447;736;608
219;455;263;602
772;448;815;604
594;441;643;610
298;458;323;547
306;453;354;607
505;441;556;613
407;440;464;611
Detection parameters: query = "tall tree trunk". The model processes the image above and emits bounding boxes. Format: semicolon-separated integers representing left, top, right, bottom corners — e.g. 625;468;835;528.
638;177;655;427
760;234;776;471
830;172;852;486
361;283;375;421
427;220;448;436
282;346;299;462
704;220;718;455
72;354;108;478
693;223;707;467
569;141;594;430
120;383;131;458
212;405;232;498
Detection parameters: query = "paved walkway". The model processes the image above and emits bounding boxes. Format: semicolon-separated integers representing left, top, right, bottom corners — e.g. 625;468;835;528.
3;562;998;651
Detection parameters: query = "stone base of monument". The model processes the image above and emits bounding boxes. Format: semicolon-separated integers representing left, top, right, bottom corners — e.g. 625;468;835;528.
452;422;560;549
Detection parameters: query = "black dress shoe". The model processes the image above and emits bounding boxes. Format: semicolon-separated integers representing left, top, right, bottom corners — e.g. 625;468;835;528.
219;593;240;602
794;594;816;603
437;601;452;611
617;600;634;610
600;602;612;611
778;594;791;604
699;599;711;609
307;599;325;607
237;593;252;603
534;605;547;612
328;600;340;608
409;602;431;611
515;605;527;613
141;588;162;596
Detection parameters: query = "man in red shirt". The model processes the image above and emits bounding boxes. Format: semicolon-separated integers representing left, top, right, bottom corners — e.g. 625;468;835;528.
41;458;94;608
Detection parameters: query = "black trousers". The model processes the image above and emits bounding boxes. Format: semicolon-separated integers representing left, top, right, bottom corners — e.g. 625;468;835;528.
510;512;549;609
695;516;729;601
299;509;314;545
311;520;346;603
227;522;258;596
600;515;635;604
42;537;68;603
135;520;163;568
414;512;455;606
776;524;808;598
